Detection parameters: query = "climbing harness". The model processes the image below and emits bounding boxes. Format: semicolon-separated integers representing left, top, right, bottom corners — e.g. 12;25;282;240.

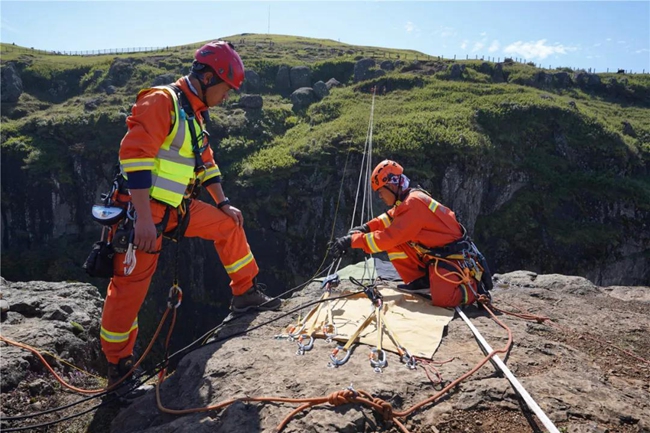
406;220;493;301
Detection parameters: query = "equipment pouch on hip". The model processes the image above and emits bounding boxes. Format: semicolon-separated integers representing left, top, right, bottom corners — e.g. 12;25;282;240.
83;241;115;278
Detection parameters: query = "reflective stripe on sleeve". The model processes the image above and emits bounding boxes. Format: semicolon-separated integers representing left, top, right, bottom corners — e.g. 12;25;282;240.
364;233;382;253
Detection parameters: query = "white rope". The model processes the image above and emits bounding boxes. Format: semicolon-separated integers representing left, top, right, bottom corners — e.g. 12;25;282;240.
456;307;560;433
340;88;378;279
123;243;137;276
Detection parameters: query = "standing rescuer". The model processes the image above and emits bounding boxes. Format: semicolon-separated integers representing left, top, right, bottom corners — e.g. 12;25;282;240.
101;41;281;395
329;159;492;308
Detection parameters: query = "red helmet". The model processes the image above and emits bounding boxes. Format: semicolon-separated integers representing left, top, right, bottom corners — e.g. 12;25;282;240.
371;160;404;191
194;41;245;90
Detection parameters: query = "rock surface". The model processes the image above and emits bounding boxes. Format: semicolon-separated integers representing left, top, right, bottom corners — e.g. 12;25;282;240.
0;277;105;392
1;272;648;432
107;272;650;433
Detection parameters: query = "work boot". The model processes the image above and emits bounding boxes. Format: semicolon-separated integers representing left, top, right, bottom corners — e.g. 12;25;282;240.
230;283;282;313
106;355;152;402
396;276;431;298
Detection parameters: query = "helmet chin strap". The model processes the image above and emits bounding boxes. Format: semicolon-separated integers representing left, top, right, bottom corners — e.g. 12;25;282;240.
382;185;400;206
190;71;217;106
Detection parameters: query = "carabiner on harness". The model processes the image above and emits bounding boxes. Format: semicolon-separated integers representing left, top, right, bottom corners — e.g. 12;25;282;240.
167;283;183;309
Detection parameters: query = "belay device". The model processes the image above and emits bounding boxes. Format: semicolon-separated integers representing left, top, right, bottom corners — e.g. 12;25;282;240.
83;167;133;278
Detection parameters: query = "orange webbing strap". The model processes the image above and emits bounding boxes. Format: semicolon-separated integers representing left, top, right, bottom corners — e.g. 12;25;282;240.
300;290;330;339
0;307;172;394
338;309;376;353
380;312;410;358
430;256;475;286
284;291;328;337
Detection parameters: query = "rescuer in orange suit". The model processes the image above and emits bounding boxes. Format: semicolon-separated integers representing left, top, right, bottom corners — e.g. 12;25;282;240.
100;41;281;396
329;160;491;308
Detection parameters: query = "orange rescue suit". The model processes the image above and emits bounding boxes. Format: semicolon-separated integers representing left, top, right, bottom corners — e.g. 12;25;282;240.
351;188;477;307
100;78;258;364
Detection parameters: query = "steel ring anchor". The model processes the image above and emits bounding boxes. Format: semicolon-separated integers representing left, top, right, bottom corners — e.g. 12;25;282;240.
401;352;418;370
328;345;351;367
322;324;337;343
369;348;387;373
296;334;314;355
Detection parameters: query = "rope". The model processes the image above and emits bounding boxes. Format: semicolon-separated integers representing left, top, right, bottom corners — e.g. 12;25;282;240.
0;307;172;394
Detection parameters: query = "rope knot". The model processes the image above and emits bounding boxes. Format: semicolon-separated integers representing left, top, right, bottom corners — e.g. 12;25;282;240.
328;390;355;406
372;397;394;422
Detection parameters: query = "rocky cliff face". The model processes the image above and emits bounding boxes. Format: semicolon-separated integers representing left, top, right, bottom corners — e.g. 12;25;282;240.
5;272;646;432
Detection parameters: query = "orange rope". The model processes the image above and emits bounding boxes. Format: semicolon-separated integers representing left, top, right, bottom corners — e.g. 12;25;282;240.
0;307;171;394
152;296;513;432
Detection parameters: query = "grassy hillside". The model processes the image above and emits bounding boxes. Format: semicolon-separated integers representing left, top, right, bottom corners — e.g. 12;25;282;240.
1;34;649;287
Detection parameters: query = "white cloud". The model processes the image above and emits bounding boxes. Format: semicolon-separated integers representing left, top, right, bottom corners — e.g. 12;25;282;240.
460;40;468;50
593;43;601;47
480;32;487;37
405;21;417;33
440;29;455;38
488;40;500;53
433;26;456;38
472;42;485;52
1;18;19;34
617;40;626;44
503;39;577;60
606;38;612;41
635;48;650;54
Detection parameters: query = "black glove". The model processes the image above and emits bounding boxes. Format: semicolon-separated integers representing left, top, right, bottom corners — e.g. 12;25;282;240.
347;224;370;235
328;235;352;258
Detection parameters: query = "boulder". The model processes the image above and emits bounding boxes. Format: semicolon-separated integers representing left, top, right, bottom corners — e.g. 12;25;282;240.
553;72;572;88
449;63;466;79
312;81;329;100
492;63;505;83
289;66;312;91
622;121;636;137
275;65;291;95
0;63;23;103
0;279;104;392
478;62;492;74
238;94;263;110
325;78;342;90
290;87;316;111
353;58;376;82
380;60;395;71
106;58;135;87
242;70;261;93
151;73;176;87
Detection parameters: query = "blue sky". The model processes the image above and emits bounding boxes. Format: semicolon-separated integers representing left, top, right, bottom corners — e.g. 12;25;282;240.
1;1;649;73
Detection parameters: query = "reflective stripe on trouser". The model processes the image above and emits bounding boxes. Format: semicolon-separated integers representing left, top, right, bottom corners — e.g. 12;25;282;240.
385;243;427;284
101;199;258;363
181;199;258;296
427;259;477;308
101;234;162;364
